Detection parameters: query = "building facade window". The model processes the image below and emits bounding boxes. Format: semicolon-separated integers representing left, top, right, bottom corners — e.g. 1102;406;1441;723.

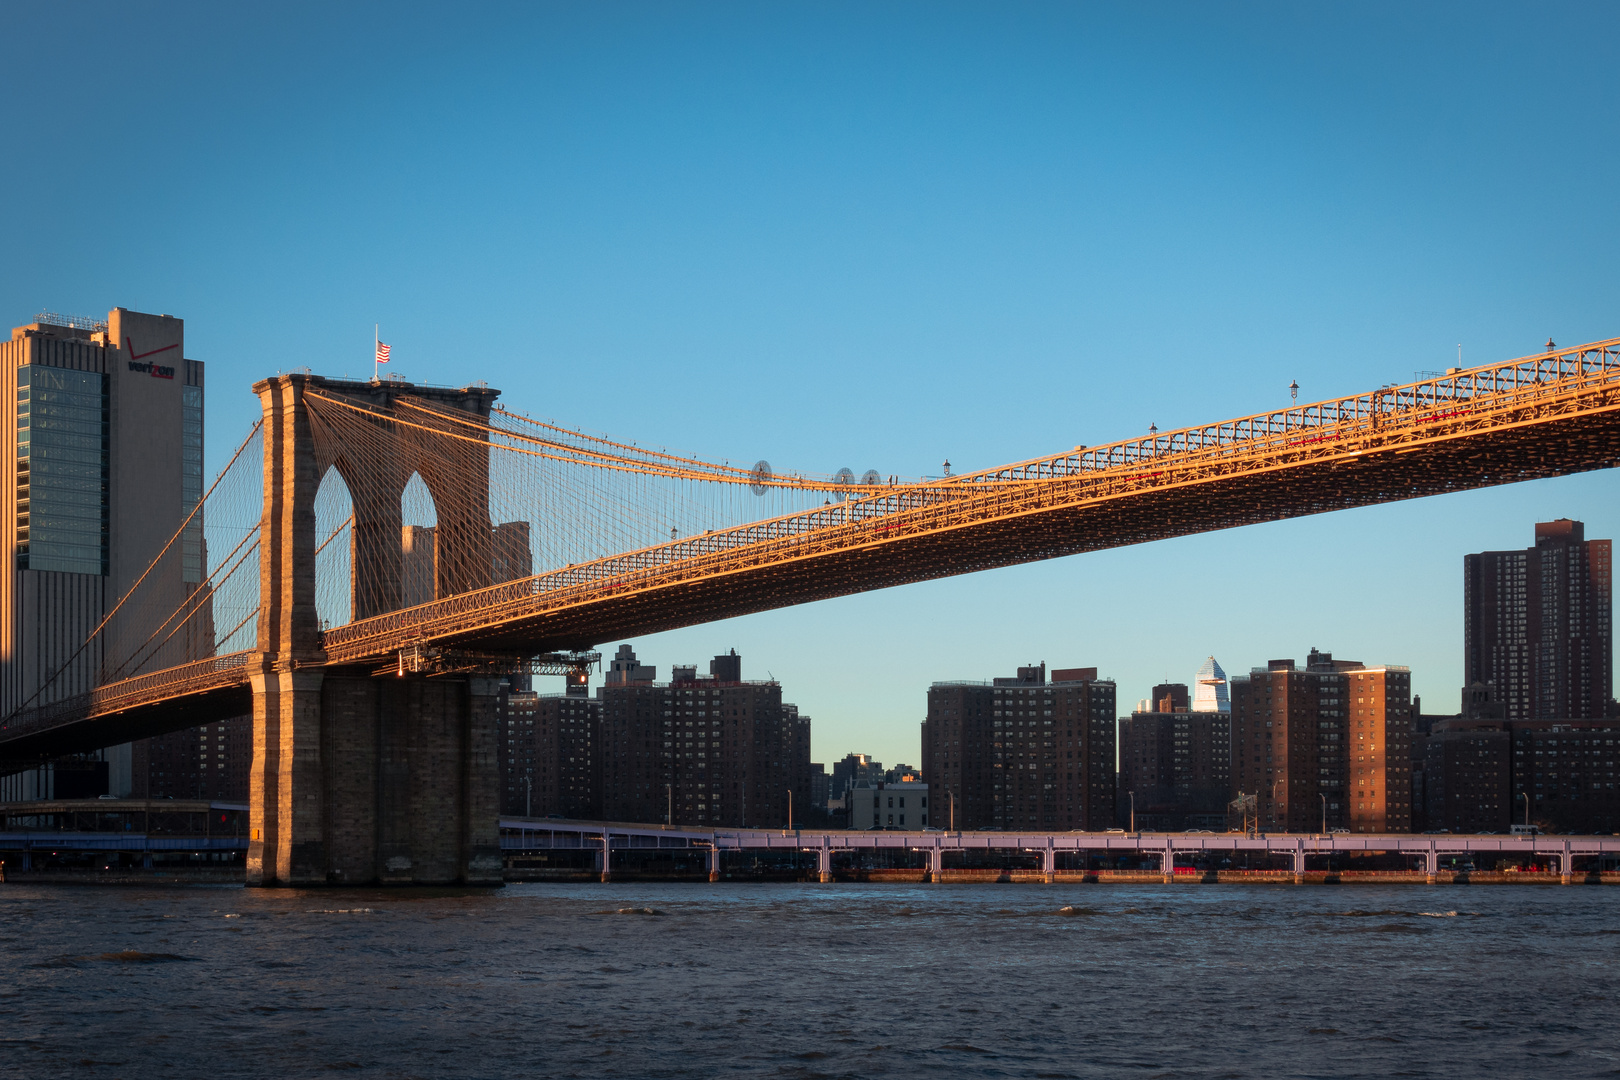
16;365;108;575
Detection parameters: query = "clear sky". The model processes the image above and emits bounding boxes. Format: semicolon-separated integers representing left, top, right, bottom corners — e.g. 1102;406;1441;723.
4;2;1618;768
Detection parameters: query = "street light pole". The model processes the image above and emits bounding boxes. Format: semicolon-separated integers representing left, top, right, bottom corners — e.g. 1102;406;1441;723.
1320;793;1327;835
1128;790;1136;834
667;783;673;829
1522;791;1531;829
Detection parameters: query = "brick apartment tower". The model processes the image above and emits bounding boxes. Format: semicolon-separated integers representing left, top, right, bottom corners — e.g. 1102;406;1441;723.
923;662;1116;831
595;646;811;828
1118;671;1230;830
1465;519;1613;720
1230;650;1414;833
497;676;602;819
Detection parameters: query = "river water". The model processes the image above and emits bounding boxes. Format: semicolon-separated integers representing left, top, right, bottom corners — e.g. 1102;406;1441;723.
1;882;1616;1079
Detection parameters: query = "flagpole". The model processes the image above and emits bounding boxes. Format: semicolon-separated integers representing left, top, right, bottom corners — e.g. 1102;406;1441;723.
374;324;379;382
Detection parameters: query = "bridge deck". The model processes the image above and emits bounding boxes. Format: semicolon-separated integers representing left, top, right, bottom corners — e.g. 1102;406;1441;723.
6;337;1619;764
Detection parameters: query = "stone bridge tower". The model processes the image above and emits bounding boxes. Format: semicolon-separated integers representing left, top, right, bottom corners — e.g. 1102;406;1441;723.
247;374;505;887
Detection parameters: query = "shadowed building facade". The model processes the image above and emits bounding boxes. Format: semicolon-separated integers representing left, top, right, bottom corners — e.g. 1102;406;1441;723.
1465;520;1613;720
924;662;1116;832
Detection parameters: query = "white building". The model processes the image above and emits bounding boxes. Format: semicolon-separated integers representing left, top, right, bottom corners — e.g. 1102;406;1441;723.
848;781;930;829
1192;656;1231;713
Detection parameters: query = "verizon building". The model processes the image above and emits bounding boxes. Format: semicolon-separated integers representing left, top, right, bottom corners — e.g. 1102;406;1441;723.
0;308;205;799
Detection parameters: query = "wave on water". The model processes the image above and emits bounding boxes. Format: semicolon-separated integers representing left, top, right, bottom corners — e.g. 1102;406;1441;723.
1329;909;1483;919
596;907;664;916
33;951;193;968
305;909;375;915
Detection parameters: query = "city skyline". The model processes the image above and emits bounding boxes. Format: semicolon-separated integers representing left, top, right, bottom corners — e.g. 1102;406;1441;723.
4;3;1619;769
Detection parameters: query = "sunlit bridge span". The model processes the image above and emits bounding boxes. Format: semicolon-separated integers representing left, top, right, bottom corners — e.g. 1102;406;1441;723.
4;336;1620;765
2;336;1619;885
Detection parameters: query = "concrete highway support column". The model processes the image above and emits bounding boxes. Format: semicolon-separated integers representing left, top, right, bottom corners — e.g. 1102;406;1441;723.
927;846;943;883
708;845;721;882
1425;848;1439;885
818;846;833;883
1043;846;1056;884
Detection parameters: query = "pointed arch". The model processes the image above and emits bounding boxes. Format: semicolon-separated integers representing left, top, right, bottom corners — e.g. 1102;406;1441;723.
314;465;355;630
400;472;438;606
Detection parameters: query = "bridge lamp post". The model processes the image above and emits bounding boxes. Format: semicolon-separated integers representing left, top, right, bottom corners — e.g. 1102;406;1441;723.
1128;790;1135;835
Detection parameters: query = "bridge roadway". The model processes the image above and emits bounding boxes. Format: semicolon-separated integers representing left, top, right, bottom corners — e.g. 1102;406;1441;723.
6;335;1620;767
500;818;1620;883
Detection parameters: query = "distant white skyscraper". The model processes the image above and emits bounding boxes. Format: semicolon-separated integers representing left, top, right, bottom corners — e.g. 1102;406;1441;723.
1192;656;1230;713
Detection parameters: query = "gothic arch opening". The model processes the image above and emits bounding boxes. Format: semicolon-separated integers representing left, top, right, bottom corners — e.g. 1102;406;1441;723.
314;465;355;629
400;472;438;607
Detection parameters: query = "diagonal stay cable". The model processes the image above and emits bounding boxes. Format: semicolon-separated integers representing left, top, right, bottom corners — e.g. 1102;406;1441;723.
1;420;264;725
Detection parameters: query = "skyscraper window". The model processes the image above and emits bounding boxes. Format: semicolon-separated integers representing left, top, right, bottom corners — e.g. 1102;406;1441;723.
15;365;108;575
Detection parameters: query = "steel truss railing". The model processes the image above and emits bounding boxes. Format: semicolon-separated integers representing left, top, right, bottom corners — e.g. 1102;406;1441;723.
0;651;256;739
321;336;1620;663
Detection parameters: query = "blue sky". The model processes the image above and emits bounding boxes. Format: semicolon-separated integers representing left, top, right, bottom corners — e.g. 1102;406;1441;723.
4;2;1617;767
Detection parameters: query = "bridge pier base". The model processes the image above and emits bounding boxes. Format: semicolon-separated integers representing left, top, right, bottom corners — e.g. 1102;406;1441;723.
708;845;721;883
246;670;502;887
818;846;833;883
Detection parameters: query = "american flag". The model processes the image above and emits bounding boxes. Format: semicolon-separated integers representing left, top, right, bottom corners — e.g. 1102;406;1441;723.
376;340;391;364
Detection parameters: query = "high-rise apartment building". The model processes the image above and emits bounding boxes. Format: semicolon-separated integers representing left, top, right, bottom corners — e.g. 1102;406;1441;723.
923;662;1116;831
1509;720;1620;834
131;716;253;802
497;684;602;818
1118;657;1232;830
1;309;207;800
1422;720;1511;834
1465;520;1613;720
1230;650;1413;833
1418;718;1620;835
596;647;811;828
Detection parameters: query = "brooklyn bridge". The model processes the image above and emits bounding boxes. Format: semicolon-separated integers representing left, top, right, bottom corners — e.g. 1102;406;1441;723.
3;336;1618;885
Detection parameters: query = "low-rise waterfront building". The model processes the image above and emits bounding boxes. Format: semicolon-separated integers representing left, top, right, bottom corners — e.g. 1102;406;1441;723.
848;780;930;829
